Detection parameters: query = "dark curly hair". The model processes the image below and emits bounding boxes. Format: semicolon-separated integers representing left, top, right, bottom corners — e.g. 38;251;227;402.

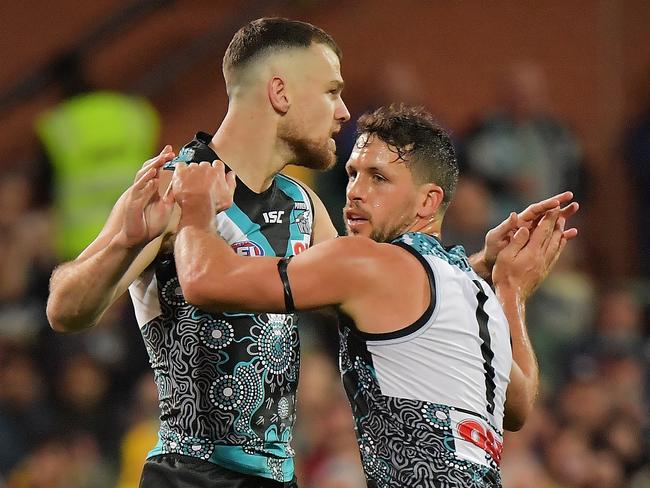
356;104;459;209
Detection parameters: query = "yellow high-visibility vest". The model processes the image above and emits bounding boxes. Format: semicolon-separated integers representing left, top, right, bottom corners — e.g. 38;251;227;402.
36;91;159;259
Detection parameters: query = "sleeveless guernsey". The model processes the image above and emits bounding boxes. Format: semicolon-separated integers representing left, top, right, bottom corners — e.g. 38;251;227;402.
339;232;512;488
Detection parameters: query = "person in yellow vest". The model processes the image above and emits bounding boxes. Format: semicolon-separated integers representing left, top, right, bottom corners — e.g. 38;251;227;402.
36;91;159;260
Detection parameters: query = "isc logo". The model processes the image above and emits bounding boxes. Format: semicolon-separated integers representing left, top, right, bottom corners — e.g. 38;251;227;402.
231;240;264;256
262;210;284;224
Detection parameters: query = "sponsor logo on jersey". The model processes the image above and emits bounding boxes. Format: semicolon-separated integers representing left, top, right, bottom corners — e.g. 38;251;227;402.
232;240;265;256
290;239;310;255
262;210;285;224
451;410;503;467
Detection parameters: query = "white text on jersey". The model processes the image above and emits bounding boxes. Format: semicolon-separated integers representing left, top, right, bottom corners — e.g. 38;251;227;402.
263;211;285;224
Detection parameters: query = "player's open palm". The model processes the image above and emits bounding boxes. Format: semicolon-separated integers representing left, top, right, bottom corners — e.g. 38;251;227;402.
119;146;176;248
492;207;568;300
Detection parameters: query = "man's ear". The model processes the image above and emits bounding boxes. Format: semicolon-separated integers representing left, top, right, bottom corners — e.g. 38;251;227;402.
268;76;290;114
417;183;445;219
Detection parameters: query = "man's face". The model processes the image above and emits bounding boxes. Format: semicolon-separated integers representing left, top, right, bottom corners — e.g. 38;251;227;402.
281;43;350;170
343;135;422;242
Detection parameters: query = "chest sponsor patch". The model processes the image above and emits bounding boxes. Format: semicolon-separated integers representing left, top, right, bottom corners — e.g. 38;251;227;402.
450;409;503;468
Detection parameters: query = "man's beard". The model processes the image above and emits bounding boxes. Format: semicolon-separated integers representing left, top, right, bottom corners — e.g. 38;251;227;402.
369;221;409;243
283;125;336;171
344;211;411;243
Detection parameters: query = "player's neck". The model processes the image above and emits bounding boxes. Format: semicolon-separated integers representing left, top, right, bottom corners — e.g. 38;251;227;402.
210;107;287;193
406;215;442;240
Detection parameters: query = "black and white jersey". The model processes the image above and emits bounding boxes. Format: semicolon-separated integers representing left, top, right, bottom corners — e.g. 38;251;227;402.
129;132;314;481
339;232;512;488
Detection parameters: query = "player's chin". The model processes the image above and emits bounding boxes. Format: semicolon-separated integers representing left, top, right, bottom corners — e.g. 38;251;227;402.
319;154;337;170
344;225;369;237
300;151;336;171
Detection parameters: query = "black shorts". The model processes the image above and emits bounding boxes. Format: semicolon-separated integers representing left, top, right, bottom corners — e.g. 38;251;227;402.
139;454;299;488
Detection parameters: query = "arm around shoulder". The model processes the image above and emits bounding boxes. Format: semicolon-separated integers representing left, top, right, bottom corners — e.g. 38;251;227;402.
176;224;380;315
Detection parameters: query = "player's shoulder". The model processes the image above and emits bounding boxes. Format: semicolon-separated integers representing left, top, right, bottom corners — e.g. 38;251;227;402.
393;232;473;272
277;173;337;243
276;172;318;203
329;234;376;249
325;235;414;264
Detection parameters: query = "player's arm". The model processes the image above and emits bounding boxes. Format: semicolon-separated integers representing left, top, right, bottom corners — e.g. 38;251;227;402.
492;208;570;430
496;284;539;432
503;360;534;431
470;191;578;282
172;161;381;314
176;226;377;314
46;147;176;332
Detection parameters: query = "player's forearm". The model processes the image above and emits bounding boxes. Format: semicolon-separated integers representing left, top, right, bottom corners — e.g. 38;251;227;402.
503;369;532;431
174;199;242;311
175;224;285;313
494;285;539;400
46;236;143;332
174;224;219;307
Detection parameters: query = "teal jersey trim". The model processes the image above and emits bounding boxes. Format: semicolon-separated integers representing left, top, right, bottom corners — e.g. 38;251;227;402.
275;174;312;255
209;445;294;481
223;202;275;256
146;437;294;481
393;232;471;272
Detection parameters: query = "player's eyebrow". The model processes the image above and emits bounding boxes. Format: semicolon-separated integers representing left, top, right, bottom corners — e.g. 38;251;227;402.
330;80;345;92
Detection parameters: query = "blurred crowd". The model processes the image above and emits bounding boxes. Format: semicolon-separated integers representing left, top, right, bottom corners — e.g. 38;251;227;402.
0;61;648;488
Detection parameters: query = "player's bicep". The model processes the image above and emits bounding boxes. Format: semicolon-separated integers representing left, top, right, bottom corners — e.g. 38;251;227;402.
212;257;288;313
286;239;364;310
182;236;376;315
184;250;348;314
201;237;378;313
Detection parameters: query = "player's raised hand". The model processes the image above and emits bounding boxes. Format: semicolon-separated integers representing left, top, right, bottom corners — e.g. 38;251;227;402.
516;191;578;235
482;191;579;270
492;207;569;300
117;145;176;248
172;160;236;229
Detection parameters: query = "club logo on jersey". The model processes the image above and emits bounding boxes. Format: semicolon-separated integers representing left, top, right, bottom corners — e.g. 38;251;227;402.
231;240;264;256
293;202;311;234
262;210;284;224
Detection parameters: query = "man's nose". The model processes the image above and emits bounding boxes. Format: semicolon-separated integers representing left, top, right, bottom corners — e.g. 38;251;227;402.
346;177;366;202
337;98;351;123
